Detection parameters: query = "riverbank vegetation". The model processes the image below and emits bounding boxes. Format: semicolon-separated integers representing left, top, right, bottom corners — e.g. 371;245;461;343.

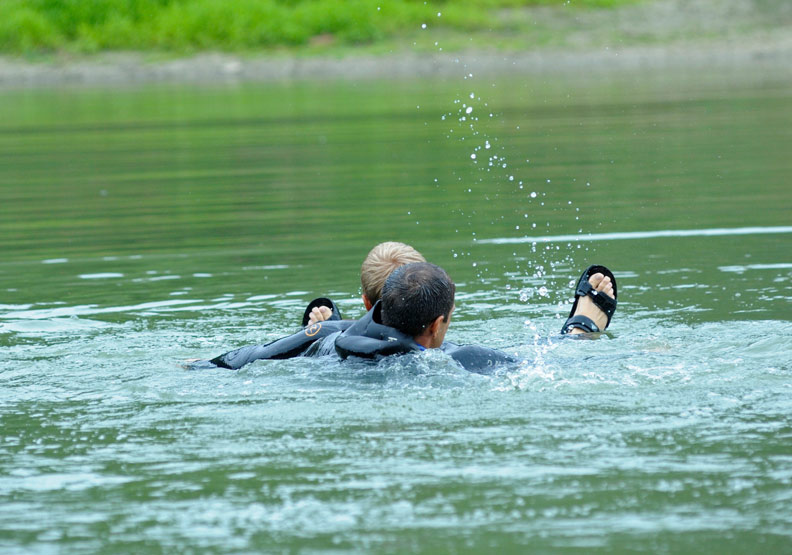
0;0;636;55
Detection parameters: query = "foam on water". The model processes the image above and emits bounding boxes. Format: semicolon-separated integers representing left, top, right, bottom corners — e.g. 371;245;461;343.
479;226;792;245
2;301;790;551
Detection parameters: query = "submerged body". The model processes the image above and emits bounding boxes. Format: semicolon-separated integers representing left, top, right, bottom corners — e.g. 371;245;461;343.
191;264;617;374
192;301;515;374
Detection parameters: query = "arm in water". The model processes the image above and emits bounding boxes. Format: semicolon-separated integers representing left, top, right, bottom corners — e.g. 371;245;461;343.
187;319;353;370
441;342;517;374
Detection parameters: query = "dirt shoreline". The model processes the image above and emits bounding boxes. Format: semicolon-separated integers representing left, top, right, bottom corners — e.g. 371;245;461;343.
1;0;790;89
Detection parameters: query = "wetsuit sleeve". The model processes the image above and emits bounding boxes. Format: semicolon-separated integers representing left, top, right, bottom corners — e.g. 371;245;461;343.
193;320;352;370
210;338;306;369
442;343;517;375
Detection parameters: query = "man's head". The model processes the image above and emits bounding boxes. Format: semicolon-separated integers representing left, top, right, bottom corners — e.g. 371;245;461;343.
381;262;455;348
360;242;425;310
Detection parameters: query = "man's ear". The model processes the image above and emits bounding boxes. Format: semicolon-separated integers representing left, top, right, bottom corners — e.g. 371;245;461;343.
426;315;444;336
362;294;373;311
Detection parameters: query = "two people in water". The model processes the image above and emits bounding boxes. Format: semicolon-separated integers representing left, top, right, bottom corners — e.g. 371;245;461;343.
188;242;617;374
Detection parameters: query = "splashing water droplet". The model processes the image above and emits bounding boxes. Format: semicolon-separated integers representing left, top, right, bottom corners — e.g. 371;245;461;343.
470;153;476;160
530;192;537;198
466;106;473;114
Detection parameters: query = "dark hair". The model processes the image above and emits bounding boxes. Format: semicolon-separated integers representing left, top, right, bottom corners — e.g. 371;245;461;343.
381;262;455;337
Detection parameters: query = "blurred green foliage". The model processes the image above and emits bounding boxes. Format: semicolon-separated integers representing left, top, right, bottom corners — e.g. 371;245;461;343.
0;0;634;54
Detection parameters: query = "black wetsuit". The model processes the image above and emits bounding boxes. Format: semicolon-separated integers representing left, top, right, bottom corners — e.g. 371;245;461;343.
197;319;352;370
335;302;516;374
192;300;515;375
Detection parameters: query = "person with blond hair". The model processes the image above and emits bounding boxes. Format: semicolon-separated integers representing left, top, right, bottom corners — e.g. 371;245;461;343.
187;244;617;372
305;241;425;325
189;241;431;370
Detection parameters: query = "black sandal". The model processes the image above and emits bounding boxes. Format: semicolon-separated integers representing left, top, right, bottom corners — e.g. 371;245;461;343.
560;265;618;334
301;297;343;327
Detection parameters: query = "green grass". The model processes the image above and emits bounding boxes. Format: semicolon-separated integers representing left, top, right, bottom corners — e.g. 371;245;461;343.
0;0;637;55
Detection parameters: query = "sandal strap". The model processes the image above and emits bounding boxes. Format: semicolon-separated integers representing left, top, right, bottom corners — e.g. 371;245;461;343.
561;315;601;335
576;279;617;319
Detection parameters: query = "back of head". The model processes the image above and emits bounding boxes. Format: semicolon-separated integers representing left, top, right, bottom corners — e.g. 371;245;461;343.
361;242;426;304
381;262;455;337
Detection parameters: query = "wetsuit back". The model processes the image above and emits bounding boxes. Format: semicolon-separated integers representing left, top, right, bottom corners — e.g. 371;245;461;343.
334;301;516;374
335;302;424;359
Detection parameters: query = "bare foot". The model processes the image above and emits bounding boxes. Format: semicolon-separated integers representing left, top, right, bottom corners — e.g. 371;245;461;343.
308;305;333;325
568;272;615;334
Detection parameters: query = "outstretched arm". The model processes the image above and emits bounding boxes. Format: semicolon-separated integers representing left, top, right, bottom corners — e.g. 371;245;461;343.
187;320;353;370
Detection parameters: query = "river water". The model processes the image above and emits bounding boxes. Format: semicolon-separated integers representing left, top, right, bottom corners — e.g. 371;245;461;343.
1;65;791;552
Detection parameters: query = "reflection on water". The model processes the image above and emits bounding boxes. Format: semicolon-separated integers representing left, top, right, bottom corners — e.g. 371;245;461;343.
1;67;791;551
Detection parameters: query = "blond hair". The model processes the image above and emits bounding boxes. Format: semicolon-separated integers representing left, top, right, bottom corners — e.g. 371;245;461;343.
361;242;426;303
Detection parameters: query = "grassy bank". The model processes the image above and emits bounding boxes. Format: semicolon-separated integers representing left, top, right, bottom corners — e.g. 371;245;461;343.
0;0;635;55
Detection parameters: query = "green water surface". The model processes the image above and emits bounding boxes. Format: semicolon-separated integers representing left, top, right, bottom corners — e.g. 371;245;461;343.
1;66;791;552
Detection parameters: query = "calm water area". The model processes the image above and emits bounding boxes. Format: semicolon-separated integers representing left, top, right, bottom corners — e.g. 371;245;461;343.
1;62;791;552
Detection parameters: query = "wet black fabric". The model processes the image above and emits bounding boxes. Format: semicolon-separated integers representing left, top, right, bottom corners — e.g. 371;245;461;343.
334;302;516;374
191;300;516;374
334;302;422;360
206;319;353;370
440;342;517;374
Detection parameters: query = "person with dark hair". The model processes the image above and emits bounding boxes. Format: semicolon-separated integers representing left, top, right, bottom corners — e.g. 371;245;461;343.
185;241;424;370
333;262;513;371
188;260;514;373
382;263;455;345
186;249;618;373
332;261;619;368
